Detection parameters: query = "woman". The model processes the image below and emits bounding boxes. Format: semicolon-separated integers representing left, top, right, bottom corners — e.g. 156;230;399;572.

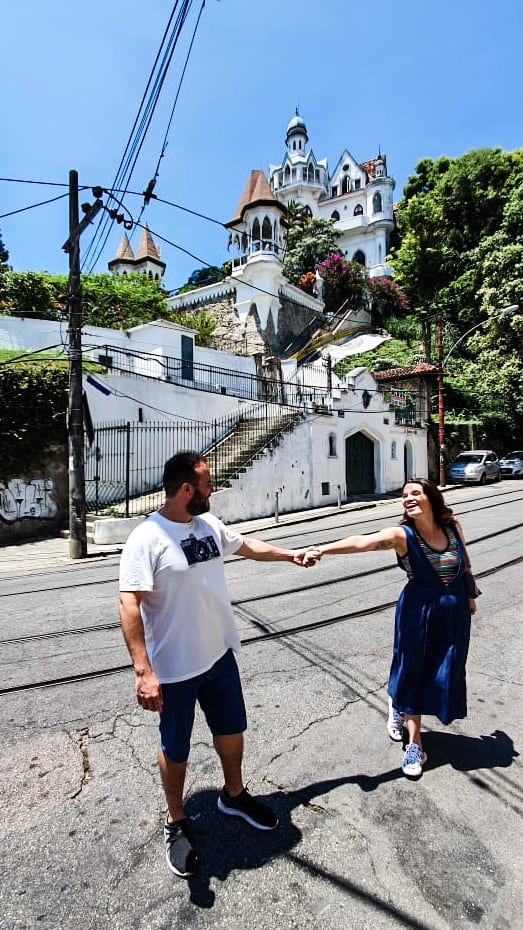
305;479;478;780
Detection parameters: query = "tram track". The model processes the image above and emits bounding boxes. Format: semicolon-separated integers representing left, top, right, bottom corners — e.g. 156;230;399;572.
2;549;521;697
1;487;522;598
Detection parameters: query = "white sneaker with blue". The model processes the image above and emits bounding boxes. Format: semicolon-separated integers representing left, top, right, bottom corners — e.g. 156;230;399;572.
402;743;427;779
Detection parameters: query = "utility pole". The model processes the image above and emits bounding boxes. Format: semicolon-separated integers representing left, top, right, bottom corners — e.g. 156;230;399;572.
67;170;87;558
437;312;446;487
63;172;104;559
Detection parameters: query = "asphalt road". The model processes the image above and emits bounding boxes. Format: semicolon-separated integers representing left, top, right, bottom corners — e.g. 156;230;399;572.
1;484;522;930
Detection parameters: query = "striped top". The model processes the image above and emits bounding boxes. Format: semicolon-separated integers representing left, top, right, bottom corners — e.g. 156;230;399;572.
401;526;460;584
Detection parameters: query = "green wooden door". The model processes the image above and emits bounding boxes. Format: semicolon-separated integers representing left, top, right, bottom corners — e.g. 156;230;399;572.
346;432;375;494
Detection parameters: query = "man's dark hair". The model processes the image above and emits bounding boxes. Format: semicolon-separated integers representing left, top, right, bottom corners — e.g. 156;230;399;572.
400;477;454;527
163;452;206;497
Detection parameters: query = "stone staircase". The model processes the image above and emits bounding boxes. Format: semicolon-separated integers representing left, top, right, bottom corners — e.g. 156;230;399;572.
209;410;302;489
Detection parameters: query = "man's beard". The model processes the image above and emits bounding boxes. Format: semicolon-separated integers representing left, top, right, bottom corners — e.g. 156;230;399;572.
187;490;210;516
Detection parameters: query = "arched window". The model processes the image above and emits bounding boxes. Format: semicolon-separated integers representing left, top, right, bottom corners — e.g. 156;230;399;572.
354;204;363;216
331;210;340;221
252;218;261;251
328;434;337;457
373;192;383;214
308;164;314;182
353;249;366;266
262;216;272;248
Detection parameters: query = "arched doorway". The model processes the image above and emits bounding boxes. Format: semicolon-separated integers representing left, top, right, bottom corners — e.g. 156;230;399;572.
346;433;375;494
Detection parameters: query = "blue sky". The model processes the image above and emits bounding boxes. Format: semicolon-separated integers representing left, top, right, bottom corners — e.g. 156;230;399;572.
1;0;522;293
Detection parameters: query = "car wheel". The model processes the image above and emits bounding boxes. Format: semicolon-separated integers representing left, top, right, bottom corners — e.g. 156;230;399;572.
495;471;501;482
479;472;487;485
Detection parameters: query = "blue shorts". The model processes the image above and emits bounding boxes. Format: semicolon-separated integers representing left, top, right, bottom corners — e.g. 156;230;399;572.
159;649;247;763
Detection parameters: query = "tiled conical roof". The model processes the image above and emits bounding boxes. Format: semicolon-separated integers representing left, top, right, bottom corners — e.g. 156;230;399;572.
113;233;135;260
226;170;284;227
136;225;161;260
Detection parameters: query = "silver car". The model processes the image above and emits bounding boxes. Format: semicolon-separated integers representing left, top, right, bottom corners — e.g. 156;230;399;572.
498;451;523;478
447;450;500;485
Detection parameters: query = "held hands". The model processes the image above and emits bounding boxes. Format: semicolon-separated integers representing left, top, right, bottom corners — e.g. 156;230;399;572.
293;546;322;567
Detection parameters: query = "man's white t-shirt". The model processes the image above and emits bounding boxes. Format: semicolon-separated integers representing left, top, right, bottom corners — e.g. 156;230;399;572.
119;511;244;683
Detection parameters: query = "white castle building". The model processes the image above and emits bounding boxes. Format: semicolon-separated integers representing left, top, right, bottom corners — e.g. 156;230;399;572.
269;111;395;277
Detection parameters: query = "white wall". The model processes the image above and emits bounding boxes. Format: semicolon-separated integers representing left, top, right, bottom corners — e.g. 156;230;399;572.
84;371;246;424
2;315;427;522
211;405;428;523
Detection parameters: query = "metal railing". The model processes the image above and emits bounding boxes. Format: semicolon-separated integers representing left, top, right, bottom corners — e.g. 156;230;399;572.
88;343;332;407
84;404;301;516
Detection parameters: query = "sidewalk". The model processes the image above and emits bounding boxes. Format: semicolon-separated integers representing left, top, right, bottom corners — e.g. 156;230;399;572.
0;493;401;575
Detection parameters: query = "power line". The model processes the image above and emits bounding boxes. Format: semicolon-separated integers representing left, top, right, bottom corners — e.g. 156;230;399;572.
83;0;202;273
0;177;70;187
0;344;67;366
134;0;207;234
0;191;70;219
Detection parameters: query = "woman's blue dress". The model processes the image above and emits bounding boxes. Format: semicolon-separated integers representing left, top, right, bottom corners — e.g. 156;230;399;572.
388;524;472;725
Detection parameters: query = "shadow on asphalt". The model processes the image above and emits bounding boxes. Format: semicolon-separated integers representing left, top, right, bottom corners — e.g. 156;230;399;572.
181;731;518;909
347;728;519;792
184;787;302;907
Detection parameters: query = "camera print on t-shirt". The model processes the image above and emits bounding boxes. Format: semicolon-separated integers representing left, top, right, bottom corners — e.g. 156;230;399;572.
180;532;220;566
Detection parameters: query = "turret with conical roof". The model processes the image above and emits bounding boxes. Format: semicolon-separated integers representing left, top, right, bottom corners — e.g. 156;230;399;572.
226;169;286;270
108;226;165;280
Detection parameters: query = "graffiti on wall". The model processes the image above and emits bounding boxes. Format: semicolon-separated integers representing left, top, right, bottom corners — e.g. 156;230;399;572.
0;478;59;524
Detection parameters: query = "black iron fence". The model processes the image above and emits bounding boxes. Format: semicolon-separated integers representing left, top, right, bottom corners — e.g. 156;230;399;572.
87;343;331;407
84;404;301;516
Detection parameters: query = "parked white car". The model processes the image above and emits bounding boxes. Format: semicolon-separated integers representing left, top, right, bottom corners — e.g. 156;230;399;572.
499;451;523;478
447;450;500;485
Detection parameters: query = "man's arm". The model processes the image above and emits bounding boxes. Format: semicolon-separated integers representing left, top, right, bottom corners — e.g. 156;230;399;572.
234;536;311;565
119;591;163;711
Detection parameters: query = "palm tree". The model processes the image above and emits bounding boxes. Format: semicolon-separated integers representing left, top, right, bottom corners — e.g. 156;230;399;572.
285;199;312;230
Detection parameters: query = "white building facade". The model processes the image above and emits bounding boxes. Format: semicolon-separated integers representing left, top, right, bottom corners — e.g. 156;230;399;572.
269;112;395;278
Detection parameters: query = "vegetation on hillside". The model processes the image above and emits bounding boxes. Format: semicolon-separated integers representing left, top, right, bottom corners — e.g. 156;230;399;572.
1;146;521;449
0;268;216;346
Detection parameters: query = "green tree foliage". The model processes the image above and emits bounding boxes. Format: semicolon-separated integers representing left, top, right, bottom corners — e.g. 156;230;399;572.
284;199;312;230
80;273;170;328
0;271;61;319
0;227;8;266
169;309;217;348
0;269;169;325
282;217;340;283
176;261;232;295
389;146;523;445
0;269;216;345
0;362;68;476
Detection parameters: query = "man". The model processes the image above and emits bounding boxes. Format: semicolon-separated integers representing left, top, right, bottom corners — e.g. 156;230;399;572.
119;451;311;878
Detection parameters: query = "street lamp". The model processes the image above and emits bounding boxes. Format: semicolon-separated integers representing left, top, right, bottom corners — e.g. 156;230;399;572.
437;304;518;487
